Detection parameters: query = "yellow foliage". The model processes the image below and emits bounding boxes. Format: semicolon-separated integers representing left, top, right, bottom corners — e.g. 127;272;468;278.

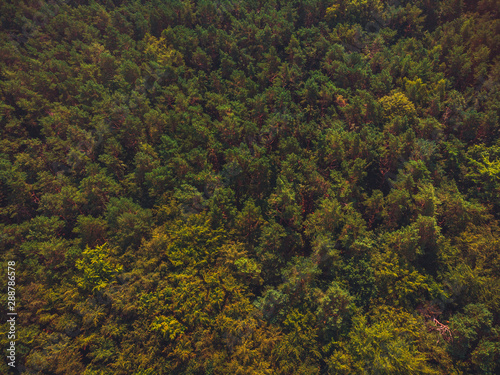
74;243;123;293
150;315;186;341
144;33;184;67
326;4;340;19
379;92;417;120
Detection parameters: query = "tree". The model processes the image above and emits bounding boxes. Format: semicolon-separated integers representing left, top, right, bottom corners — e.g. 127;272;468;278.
74;243;123;293
327;309;439;375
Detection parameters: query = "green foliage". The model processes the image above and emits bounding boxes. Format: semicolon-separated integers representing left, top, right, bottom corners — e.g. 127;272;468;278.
448;304;500;374
1;0;499;372
327;310;438;375
75;243;123;293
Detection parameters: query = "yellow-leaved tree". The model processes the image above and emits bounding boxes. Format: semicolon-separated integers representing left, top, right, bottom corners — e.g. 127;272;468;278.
75;243;123;293
379;91;417;121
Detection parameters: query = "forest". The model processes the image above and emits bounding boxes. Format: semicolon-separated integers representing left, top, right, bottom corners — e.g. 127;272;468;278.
0;0;499;373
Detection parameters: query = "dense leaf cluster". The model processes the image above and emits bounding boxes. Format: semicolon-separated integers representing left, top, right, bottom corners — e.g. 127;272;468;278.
1;0;499;373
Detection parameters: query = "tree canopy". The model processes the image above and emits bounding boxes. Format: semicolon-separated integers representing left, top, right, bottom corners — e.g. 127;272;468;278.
1;0;499;373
